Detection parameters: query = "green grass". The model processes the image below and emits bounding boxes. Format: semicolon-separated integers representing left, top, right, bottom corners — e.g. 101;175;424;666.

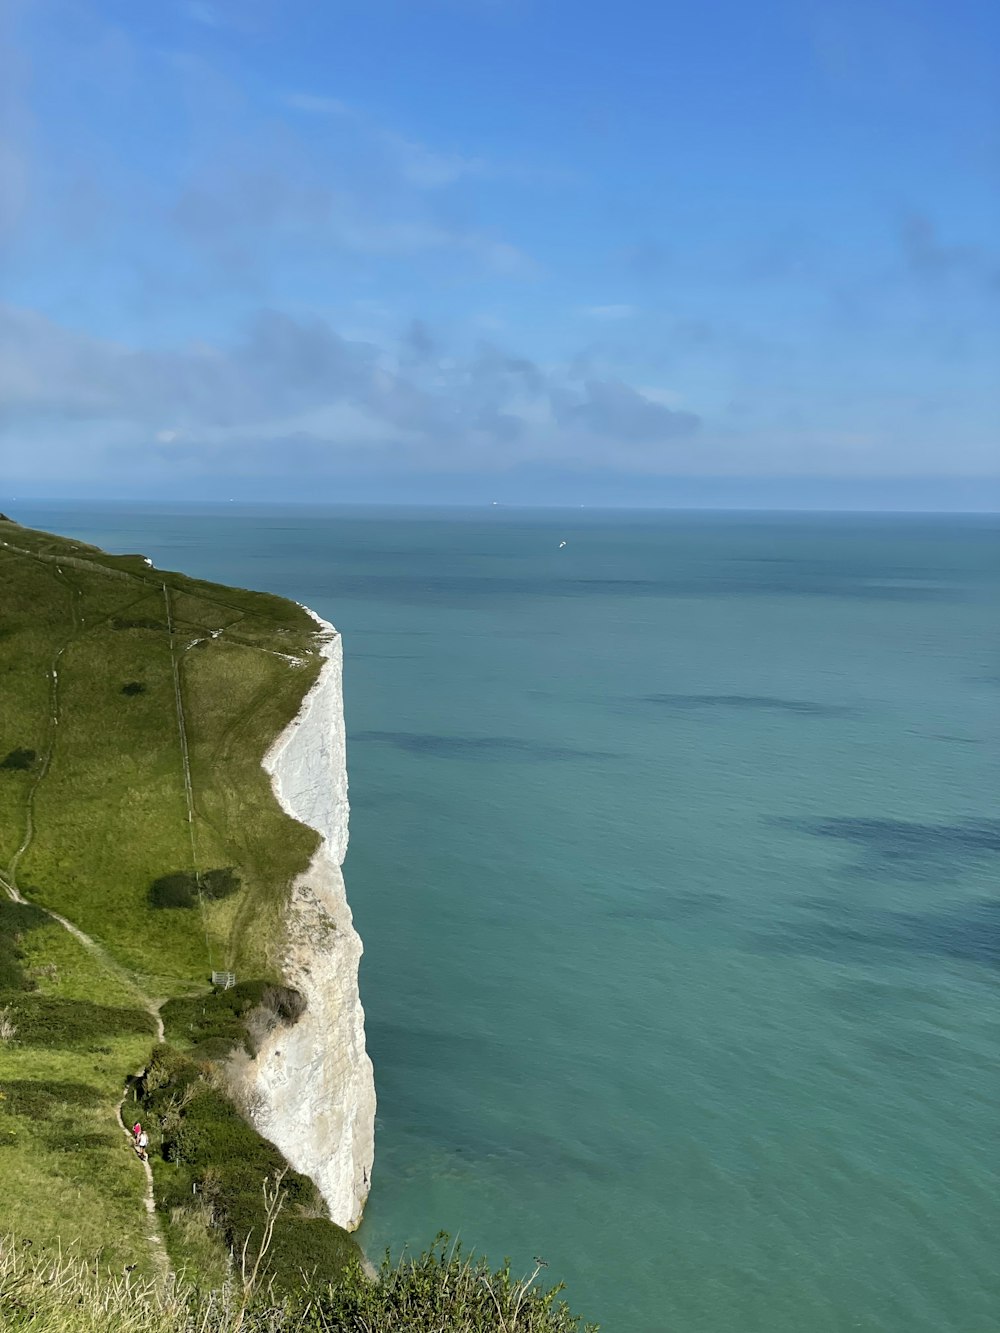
0;516;332;1274
1;515;323;985
0;1232;599;1332
0;912;157;1272
0;899;48;990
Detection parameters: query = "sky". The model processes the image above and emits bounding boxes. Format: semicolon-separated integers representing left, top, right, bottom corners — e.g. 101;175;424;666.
1;0;998;508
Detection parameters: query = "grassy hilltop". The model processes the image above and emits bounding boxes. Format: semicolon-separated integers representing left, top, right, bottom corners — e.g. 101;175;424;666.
0;516;323;982
0;515;342;1278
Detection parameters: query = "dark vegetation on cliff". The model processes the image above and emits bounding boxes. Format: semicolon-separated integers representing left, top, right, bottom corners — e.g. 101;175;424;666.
161;978;306;1059
134;1044;361;1291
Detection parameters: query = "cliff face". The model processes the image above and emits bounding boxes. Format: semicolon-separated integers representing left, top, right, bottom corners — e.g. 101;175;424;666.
247;618;375;1231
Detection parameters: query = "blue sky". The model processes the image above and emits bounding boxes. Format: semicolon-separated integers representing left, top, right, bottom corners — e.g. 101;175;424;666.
1;0;998;507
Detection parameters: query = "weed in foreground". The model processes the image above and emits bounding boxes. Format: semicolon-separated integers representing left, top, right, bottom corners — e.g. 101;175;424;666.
0;1231;599;1333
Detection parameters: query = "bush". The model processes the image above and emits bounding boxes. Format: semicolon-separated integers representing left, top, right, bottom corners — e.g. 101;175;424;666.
121;681;147;696
149;873;199;909
0;747;36;771
268;1217;361;1293
189;1035;241;1062
161;981;304;1057
0;1005;16;1042
149;868;241;910
200;868;241;902
0;1238;600;1333
0;900;48;991
305;1236;599;1332
138;1046;361;1293
0;1079;103;1118
5;995;155;1048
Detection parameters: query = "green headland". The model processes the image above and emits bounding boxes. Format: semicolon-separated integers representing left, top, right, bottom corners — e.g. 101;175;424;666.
0;516;596;1331
0;514;350;1279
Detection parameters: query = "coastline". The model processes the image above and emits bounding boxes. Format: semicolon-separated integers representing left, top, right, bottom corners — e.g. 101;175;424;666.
240;614;376;1231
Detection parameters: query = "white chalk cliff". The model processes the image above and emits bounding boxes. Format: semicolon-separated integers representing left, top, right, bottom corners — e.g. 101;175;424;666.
247;615;375;1231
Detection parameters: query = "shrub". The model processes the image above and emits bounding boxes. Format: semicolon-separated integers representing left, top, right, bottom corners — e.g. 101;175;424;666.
149;873;199;909
137;1046;362;1293
0;747;36;771
121;681;147;696
5;995;155;1048
268;1217;361;1293
0;1079;103;1118
0;900;47;992
149;868;241;910
260;985;306;1024
305;1236;599;1332
200;868;241;901
161;981;304;1057
0;1239;600;1333
0;1005;16;1042
189;1035;241;1062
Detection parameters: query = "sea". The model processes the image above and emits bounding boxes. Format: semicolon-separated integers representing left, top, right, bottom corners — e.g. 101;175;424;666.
14;502;999;1333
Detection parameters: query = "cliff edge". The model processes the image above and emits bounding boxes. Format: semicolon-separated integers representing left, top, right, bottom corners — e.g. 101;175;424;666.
247;615;376;1231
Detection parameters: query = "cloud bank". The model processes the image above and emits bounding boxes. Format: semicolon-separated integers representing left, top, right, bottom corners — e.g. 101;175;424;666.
0;304;700;482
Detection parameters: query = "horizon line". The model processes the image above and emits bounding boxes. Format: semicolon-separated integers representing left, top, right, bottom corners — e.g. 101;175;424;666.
7;497;999;518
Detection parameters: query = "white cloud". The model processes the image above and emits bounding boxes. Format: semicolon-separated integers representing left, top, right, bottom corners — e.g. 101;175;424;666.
379;132;486;188
163;95;536;272
0;304;701;479
285;97;487;188
637;385;684;407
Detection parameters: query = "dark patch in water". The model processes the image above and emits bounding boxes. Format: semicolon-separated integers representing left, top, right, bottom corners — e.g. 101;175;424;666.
608;889;727;923
823;976;949;1018
758;896;1000;969
316;570;963;608
352;730;612;761
779;816;1000;882
365;1020;632;1180
353;628;435;637
640;693;853;717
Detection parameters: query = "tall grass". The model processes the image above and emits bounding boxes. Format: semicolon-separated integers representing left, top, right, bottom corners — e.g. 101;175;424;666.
0;1234;599;1332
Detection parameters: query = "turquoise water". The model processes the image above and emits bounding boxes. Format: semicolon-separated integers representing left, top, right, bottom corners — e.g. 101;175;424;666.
16;503;1000;1333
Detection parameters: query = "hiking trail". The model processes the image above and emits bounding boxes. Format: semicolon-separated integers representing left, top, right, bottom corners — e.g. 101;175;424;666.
0;560;175;1282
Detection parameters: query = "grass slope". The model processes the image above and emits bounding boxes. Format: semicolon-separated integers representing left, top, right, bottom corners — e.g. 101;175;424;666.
0;516;344;1279
0;901;155;1270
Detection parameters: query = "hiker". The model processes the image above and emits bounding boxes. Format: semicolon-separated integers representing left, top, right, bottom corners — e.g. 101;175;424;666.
132;1121;141;1143
136;1128;149;1161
